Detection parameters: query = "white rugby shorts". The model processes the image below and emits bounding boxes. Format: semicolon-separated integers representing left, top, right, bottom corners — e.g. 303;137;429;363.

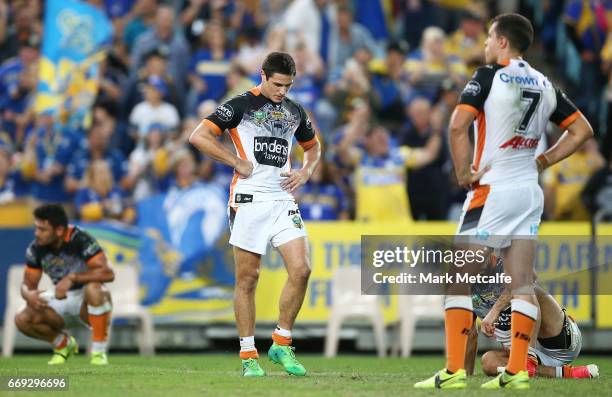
40;289;88;328
531;316;582;367
456;182;544;248
228;200;307;255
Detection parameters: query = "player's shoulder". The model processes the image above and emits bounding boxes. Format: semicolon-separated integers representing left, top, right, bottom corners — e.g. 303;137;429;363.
531;68;557;91
472;63;506;78
69;225;95;244
25;240;40;258
209;92;252;124
283;96;308;119
230;89;254;102
465;64;506;95
70;225;104;256
218;90;258;113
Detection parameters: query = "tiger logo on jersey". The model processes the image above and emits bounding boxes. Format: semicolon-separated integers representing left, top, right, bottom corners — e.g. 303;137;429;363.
244;103;300;138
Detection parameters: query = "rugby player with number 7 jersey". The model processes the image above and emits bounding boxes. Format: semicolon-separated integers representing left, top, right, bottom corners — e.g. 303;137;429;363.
415;13;594;389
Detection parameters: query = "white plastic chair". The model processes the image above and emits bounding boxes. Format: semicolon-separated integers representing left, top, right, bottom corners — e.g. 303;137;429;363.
2;264;155;356
106;265;155;356
392;294;445;357
2;265;54;357
324;266;386;357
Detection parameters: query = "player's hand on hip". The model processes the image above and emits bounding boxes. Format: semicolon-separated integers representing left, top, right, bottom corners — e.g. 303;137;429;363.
457;165;491;189
235;158;253;179
280;169;309;193
26;290;49;311
54;276;73;300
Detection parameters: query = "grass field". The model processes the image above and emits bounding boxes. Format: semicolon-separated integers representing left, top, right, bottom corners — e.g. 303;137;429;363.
0;354;609;397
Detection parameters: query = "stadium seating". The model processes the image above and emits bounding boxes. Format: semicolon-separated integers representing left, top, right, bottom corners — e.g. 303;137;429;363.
324;266;386;357
106;265;156;356
391;294;445;357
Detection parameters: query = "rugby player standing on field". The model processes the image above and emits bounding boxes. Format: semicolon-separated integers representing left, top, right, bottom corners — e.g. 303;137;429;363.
415;14;594;390
189;52;320;377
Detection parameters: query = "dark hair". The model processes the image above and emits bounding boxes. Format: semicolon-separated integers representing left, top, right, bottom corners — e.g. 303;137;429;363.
34;204;68;229
387;39;409;56
491;13;533;53
93;99;119;120
262;52;296;79
144;47;169;62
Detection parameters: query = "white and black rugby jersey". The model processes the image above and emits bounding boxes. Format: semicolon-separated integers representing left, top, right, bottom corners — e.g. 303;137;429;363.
25;225;104;291
456;59;581;187
471;255;512;347
203;87;318;206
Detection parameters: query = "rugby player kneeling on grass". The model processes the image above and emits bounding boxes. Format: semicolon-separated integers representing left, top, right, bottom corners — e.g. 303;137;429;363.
466;256;599;379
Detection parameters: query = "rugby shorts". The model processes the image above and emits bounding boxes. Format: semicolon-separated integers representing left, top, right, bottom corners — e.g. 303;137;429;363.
228;200;307;255
456;182;544;248
40;288;88;328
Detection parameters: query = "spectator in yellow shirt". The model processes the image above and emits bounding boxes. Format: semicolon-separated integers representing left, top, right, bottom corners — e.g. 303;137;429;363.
542;140;604;220
405;26;467;102
446;11;486;75
336;113;443;222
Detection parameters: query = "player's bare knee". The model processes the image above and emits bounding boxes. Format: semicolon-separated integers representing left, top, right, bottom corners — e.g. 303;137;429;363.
15;309;39;330
481;352;499;376
301;264;312;281
236;268;260;292
84;281;104;293
289;263;311;284
512;283;536;295
84;282;105;305
14;311;30;330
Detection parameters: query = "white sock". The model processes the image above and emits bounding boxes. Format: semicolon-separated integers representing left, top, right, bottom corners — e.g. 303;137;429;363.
556;367;563;378
87;303;112;315
52;332;68;349
91;341;107;353
510;299;538;320
239;336;256;352
274;326;292;338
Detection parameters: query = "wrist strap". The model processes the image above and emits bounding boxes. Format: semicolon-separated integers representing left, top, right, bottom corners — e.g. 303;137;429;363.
536;153;550;171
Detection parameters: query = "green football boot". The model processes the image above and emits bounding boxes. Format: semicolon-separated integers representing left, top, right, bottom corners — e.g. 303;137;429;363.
414;368;467;389
481;370;530;389
90;352;109;366
47;336;78;365
242;358;265;377
268;343;307;376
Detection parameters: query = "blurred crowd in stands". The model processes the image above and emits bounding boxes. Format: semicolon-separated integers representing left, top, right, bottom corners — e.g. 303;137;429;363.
0;0;611;224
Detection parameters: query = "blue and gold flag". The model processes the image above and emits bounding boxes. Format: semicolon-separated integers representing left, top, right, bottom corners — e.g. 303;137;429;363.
35;0;112;127
136;183;234;322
